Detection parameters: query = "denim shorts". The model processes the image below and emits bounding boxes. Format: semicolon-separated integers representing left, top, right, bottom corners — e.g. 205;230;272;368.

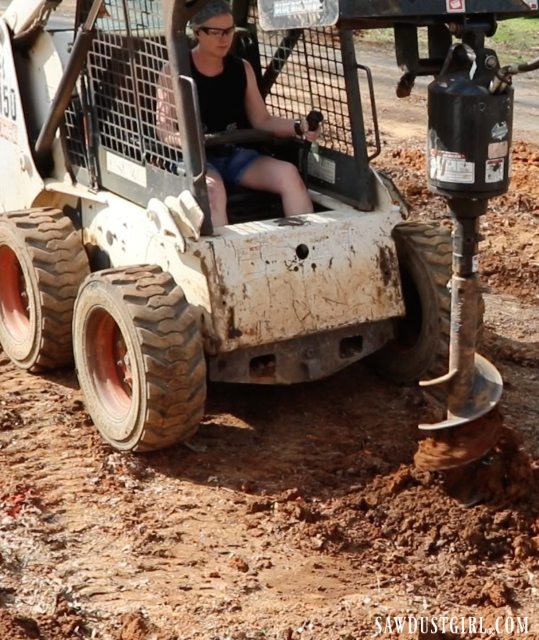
207;146;260;185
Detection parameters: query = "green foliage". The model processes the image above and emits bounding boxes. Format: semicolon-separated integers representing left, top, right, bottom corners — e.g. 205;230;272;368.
488;17;539;63
357;17;538;64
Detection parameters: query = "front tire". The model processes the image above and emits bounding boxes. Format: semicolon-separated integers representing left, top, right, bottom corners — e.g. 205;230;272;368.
73;265;206;451
0;208;90;370
371;221;453;384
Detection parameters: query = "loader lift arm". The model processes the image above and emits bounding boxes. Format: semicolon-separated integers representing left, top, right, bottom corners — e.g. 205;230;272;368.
33;0;103;165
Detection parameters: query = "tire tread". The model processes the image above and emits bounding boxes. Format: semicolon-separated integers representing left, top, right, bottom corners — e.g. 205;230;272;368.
75;265;206;451
0;208;89;370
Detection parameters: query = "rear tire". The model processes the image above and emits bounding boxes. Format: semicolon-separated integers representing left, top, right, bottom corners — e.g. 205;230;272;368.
0;208;90;370
371;221;454;384
73;265;206;451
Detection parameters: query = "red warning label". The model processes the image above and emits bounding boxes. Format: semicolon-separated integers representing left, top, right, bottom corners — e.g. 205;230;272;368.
446;0;465;12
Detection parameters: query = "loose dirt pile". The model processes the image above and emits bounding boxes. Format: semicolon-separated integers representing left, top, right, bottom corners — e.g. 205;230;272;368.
1;363;538;639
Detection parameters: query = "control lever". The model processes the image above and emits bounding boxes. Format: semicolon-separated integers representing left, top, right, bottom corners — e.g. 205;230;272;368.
306;109;324;132
301;109;324;183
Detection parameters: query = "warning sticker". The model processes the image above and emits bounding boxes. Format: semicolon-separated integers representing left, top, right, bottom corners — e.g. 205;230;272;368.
0;118;17;144
488;141;508;159
430;150;475;184
258;0;338;29
485;158;504;184
446;0;465;12
106;151;147;187
274;0;321;15
308;154;336;184
491;121;509;141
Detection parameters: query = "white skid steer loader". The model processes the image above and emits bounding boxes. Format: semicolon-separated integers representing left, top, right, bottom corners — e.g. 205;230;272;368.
0;0;536;468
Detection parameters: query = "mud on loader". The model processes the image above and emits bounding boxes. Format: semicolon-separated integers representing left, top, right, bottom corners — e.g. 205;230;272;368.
0;0;537;467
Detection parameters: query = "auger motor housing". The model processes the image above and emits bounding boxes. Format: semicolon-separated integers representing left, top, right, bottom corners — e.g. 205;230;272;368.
428;43;513;199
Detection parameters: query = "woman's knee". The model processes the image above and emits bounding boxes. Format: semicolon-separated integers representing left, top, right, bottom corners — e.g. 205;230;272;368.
206;172;228;226
206;173;226;207
279;162;306;193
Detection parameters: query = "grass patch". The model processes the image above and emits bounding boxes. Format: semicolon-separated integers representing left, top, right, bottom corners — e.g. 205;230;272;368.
358;17;538;64
489;17;539;63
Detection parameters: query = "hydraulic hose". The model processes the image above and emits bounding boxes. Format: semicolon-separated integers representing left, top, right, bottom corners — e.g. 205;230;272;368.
491;55;539;93
502;55;539;74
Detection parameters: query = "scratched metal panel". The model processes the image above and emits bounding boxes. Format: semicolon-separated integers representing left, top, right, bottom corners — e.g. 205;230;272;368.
338;0;537;20
200;210;405;352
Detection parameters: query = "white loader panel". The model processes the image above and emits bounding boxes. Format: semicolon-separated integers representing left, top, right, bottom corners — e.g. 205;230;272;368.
0;20;44;212
78;190;404;355
200;209;405;352
80;192;214;314
2;0;46;35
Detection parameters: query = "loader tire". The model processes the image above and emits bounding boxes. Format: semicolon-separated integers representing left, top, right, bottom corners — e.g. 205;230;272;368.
371;221;455;384
73;265;206;451
0;208;90;370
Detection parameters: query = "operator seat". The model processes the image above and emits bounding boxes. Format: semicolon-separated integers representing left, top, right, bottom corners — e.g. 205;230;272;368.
135;29;299;223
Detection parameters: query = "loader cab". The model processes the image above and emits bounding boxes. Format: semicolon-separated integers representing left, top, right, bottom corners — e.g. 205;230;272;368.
62;0;537;234
64;0;380;232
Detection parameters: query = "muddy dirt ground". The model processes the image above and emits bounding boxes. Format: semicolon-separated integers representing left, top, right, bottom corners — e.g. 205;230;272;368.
1;6;539;640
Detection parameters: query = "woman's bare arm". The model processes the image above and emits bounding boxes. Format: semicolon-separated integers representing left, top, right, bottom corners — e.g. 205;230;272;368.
156;63;183;147
243;61;296;137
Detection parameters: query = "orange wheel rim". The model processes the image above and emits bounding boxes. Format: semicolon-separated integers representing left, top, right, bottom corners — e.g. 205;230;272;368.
87;308;133;419
0;245;30;340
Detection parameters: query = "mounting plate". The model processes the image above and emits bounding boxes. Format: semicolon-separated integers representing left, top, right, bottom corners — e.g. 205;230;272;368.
257;0;338;30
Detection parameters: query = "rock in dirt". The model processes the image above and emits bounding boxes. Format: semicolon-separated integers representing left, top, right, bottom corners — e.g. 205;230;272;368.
0;610;40;640
117;612;150;640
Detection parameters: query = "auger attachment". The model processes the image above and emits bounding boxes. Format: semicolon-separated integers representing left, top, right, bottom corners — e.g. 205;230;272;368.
414;33;512;470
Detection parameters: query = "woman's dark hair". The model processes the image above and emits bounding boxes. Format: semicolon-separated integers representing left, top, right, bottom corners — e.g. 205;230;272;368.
190;0;232;27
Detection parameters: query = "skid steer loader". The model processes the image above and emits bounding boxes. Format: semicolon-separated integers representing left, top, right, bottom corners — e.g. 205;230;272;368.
0;0;536;466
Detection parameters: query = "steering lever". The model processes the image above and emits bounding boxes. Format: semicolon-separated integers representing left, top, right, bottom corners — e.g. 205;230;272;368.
300;110;324;183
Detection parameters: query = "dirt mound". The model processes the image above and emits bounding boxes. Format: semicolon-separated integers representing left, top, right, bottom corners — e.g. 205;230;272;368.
2;350;537;638
0;610;37;640
0;604;84;640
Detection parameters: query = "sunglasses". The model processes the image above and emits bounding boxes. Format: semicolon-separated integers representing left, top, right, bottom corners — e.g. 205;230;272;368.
197;25;235;37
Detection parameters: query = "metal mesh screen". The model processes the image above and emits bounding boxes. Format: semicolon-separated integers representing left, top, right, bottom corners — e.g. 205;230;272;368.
89;32;143;162
78;0;163;31
64;94;88;170
66;0;356;177
134;36;183;170
250;4;353;156
124;0;164;33
76;0;180;171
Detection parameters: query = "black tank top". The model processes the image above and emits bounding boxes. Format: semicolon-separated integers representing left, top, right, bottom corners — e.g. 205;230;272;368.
191;54;249;133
